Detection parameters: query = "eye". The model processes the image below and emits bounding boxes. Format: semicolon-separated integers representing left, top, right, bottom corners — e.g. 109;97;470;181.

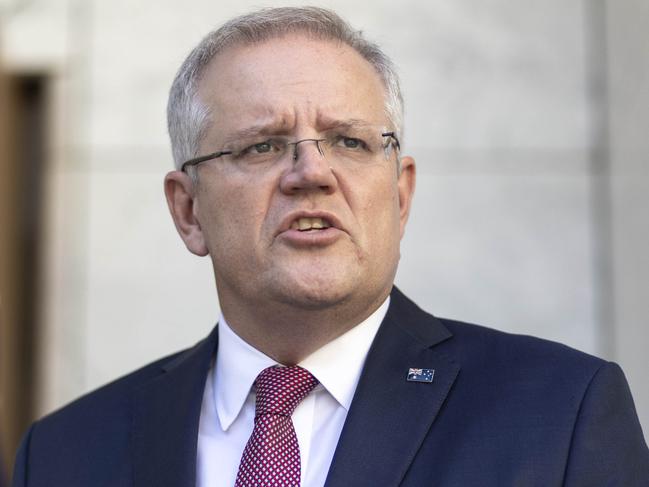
343;137;360;149
235;139;284;158
247;141;273;154
337;136;366;150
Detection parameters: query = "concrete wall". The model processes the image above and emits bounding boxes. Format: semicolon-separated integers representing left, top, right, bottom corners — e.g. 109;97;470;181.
606;0;649;442
1;0;647;436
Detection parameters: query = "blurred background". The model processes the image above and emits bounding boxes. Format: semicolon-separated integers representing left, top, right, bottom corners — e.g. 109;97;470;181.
0;0;647;480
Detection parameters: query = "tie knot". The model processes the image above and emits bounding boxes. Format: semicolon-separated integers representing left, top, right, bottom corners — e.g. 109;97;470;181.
254;366;318;417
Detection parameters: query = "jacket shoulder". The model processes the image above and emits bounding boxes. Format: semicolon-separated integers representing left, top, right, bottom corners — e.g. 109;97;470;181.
39;347;188;426
390;287;606;374
12;333;215;487
438;317;606;374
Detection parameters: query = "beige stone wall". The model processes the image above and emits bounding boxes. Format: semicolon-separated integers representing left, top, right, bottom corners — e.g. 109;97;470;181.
607;0;649;440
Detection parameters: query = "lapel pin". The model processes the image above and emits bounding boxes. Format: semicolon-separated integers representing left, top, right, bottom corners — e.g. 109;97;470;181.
407;368;435;383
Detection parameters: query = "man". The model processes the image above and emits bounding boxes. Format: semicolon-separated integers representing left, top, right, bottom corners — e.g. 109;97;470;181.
11;7;649;487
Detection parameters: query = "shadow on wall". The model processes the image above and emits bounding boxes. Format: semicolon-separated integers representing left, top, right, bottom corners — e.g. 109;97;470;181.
0;72;47;482
0;439;7;487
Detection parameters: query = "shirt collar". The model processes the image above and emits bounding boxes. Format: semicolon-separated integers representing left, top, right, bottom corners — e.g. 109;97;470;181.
298;297;389;411
214;317;276;432
214;296;389;432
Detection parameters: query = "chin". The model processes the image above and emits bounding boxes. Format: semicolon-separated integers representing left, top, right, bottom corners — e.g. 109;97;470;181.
269;269;359;311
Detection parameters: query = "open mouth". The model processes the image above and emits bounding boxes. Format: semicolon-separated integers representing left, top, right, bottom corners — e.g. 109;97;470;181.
290;217;332;232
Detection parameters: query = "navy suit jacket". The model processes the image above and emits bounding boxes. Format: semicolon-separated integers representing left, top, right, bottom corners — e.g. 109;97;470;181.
12;288;649;486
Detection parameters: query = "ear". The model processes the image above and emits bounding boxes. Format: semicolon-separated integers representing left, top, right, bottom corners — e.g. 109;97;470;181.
164;171;209;256
397;156;416;239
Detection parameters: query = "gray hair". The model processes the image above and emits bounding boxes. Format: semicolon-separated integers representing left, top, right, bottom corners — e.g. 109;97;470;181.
167;6;404;172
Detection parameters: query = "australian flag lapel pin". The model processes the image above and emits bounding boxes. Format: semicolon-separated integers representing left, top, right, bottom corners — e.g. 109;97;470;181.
407;367;435;383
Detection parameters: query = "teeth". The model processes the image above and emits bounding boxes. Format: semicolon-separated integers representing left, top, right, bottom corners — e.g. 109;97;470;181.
298;218;311;231
291;217;331;231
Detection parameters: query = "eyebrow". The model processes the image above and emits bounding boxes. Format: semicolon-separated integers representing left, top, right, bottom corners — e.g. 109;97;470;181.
221;117;379;144
316;117;375;132
221;122;290;144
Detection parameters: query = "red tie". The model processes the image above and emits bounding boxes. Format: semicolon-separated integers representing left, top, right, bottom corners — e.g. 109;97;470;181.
235;366;319;487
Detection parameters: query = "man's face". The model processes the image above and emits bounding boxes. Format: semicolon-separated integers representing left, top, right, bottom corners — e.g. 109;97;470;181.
167;34;415;316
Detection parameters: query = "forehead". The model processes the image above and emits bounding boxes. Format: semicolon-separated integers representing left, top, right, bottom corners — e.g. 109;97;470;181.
196;34;388;136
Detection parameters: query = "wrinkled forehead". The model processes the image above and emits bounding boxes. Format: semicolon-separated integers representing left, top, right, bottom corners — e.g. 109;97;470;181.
195;34;390;137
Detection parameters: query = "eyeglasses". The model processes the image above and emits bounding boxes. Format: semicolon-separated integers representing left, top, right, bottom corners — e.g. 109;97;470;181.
181;127;400;173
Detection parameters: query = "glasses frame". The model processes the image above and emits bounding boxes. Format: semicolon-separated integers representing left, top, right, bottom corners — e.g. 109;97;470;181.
180;131;401;173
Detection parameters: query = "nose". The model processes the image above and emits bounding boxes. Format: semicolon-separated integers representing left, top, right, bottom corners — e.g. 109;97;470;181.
279;139;338;195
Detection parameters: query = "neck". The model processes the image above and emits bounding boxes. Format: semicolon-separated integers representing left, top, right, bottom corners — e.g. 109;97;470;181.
218;289;390;365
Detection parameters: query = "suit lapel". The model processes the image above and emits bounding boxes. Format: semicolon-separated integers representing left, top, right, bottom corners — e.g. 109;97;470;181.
324;288;460;487
132;326;218;487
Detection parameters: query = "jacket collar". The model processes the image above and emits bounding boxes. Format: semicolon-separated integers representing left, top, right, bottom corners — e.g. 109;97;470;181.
132;326;218;487
324;287;459;487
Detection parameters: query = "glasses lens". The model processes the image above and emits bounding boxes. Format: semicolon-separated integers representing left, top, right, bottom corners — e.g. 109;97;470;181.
227;137;290;166
322;128;395;164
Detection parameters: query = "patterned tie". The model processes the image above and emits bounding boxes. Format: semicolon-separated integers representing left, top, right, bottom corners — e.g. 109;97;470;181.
235;365;319;487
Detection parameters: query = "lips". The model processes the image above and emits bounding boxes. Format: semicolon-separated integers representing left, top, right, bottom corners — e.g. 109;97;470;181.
277;211;345;239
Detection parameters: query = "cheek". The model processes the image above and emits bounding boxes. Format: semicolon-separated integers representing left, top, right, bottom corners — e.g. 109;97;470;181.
195;177;274;254
355;168;400;216
354;178;402;247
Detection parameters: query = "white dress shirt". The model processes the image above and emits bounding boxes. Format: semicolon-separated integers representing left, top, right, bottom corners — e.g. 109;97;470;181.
196;297;389;487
